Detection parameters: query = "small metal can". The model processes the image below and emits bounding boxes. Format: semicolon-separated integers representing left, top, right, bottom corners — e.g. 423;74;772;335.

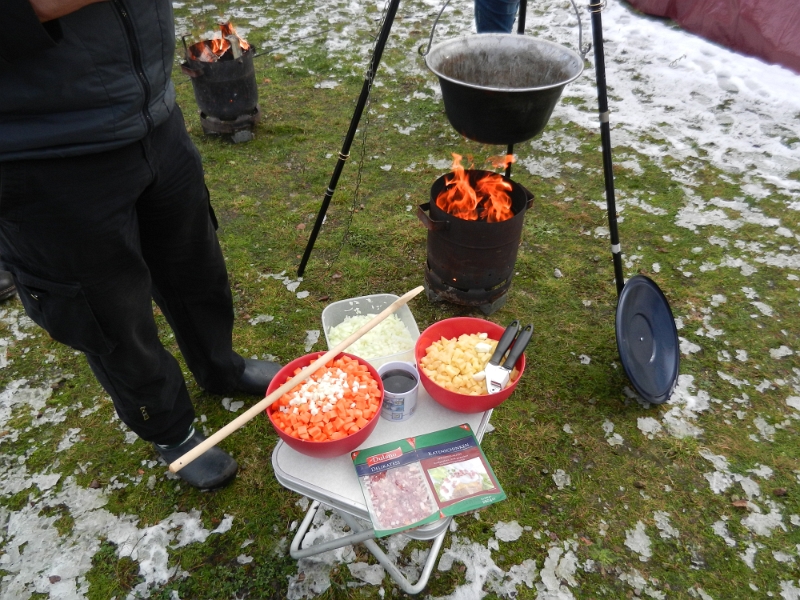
377;361;419;422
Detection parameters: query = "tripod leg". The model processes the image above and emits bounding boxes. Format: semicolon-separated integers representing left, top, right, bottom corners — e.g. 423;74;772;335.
297;0;402;277
589;1;625;297
516;0;527;33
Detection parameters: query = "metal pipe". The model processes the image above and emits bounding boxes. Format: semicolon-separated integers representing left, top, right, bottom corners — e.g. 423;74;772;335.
589;0;625;297
504;0;527;179
297;0;402;277
289;502;377;559
516;0;527;34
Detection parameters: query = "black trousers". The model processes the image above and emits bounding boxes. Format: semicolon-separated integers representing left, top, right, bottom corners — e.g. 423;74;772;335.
0;107;244;445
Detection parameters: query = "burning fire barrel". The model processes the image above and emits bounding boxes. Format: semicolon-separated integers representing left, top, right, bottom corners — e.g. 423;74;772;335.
417;162;533;315
181;23;260;141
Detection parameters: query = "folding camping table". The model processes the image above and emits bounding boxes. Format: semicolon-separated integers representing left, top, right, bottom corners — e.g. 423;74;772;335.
272;388;492;594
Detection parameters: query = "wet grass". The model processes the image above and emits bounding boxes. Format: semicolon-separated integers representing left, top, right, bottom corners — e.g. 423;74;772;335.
2;1;800;599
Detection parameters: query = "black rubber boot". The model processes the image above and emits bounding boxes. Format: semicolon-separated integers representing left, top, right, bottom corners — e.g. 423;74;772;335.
154;430;238;490
235;358;282;396
0;270;16;301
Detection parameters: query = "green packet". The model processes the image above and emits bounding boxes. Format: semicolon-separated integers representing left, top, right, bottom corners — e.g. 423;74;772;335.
351;423;506;537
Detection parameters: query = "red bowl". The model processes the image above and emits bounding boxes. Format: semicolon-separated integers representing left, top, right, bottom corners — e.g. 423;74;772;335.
414;317;526;413
266;351;384;458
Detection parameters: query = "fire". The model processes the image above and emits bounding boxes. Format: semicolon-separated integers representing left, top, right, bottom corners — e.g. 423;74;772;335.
435;154;514;222
488;153;516;170
188;21;251;62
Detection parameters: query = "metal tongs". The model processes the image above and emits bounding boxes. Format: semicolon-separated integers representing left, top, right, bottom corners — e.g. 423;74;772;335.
485;320;534;394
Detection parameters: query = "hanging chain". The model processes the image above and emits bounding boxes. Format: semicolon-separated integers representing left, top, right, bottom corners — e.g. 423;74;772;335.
326;0;392;269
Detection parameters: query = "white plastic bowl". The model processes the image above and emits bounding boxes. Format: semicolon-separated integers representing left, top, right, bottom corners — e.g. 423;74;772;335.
321;293;420;369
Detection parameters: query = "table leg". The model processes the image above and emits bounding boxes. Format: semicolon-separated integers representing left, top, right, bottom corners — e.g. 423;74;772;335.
338;512;449;595
290;501;377;559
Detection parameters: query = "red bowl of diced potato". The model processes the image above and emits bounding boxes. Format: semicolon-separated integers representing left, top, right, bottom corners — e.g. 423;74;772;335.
414;317;526;413
266;351;384;458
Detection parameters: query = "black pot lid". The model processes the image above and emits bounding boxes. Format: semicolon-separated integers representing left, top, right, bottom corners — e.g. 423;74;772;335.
615;275;679;404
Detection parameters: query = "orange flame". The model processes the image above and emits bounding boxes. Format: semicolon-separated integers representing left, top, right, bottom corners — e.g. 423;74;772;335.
220;21;250;52
436;154;514;222
488;153;516;170
189;21;250;62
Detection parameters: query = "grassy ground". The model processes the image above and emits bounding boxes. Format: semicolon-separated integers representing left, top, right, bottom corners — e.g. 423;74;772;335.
2;0;800;598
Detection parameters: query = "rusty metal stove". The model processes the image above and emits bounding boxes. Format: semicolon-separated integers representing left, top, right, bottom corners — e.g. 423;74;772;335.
181;32;260;143
417;170;533;315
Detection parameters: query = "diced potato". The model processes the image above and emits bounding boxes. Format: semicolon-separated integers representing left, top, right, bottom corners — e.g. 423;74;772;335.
422;332;513;395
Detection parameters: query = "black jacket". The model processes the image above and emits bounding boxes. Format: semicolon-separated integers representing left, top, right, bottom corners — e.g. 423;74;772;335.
0;0;176;160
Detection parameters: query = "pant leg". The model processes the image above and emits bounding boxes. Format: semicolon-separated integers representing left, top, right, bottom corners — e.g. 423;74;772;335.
474;0;519;33
0;129;194;445
136;106;245;395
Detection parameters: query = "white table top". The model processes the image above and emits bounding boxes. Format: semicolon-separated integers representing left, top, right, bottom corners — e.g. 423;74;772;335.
271;386;492;522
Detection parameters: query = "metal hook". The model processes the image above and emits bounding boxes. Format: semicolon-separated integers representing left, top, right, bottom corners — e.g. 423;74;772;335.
419;0;453;57
569;0;592;59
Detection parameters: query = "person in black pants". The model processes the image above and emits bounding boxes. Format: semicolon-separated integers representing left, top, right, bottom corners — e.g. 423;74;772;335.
0;0;280;490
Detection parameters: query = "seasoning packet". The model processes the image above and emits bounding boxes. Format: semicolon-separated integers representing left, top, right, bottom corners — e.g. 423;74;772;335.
351;423;505;537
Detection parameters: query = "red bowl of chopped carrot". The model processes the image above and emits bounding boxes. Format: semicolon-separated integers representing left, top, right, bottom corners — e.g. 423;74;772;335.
266;351;384;458
415;317;525;413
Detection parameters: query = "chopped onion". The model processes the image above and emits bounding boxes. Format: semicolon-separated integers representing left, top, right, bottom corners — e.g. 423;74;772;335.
327;313;414;360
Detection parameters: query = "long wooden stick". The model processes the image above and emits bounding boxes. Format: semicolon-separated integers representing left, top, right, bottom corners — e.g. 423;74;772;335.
169;286;425;473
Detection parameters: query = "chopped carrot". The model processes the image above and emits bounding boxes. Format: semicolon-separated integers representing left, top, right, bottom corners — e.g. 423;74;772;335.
268;355;382;443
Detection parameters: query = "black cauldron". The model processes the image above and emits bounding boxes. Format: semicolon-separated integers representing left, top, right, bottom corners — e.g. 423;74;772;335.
425;35;583;145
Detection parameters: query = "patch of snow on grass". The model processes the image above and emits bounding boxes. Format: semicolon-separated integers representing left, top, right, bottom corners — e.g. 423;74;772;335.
748;464;773;479
602;419;624;447
680;337;702;355
637;417;662;439
699;449;736;494
221;398;245;413
304;330;320;352
56;428;82;452
688;587;715;600
624;521;652;562
741;508;786;537
740;543;758;569
752;416;776;442
434;535;505;599
751;301;774;316
348;562;385;584
771;345;794;359
0;477;233;599
712;519;737;547
536;543;579;598
552;470;571;490
249;314;274;325
653;511;679;539
739;476;761;499
780;580;800;600
287;506;356;599
493;521;524;542
662;375;709;438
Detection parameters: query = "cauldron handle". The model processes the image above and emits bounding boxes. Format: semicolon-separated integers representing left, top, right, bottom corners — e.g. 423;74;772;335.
181;63;203;78
418;0;452;57
417;203;449;231
513;183;535;210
